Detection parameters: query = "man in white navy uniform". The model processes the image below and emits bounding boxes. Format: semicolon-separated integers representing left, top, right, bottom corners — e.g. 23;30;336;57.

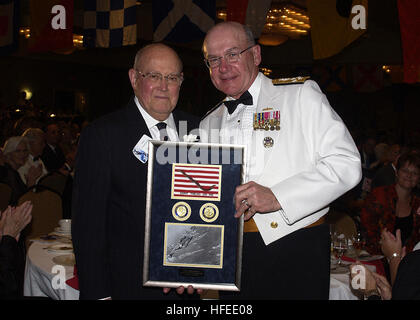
200;22;362;299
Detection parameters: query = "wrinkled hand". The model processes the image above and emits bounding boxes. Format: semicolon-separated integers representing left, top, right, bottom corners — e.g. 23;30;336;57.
163;285;203;295
0;201;33;241
380;228;405;260
234;181;281;221
25;164;43;186
350;262;377;293
371;272;392;300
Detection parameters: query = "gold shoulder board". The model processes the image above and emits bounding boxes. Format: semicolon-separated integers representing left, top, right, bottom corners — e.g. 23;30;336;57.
272;76;310;86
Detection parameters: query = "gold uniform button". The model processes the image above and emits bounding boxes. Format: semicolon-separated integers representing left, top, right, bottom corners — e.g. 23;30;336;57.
270;221;278;229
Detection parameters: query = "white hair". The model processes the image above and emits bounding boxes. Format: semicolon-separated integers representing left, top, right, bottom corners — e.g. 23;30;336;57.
22;128;44;142
2;136;29;156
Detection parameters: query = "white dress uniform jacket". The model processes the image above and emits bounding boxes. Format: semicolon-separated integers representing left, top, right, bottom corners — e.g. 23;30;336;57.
200;73;362;245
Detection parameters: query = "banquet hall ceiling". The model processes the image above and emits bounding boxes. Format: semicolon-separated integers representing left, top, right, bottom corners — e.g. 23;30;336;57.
16;0;402;70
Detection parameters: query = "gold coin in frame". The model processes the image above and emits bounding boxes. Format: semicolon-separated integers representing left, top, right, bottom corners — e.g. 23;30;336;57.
199;203;219;223
172;202;192;221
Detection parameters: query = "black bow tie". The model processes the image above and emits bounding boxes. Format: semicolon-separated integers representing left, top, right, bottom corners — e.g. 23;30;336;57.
224;91;253;115
33;156;41;161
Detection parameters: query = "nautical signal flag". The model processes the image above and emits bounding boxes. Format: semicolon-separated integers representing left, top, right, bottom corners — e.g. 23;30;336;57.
83;0;137;48
397;0;420;83
226;0;272;39
28;0;74;53
0;0;19;55
153;0;215;43
307;0;368;60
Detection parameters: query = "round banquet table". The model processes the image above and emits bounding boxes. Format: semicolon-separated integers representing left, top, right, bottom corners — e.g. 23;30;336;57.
328;255;383;300
24;241;79;300
23;241;381;300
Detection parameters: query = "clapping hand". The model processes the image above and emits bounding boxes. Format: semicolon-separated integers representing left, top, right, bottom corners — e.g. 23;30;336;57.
25;164;43;186
380;228;406;261
0;201;33;241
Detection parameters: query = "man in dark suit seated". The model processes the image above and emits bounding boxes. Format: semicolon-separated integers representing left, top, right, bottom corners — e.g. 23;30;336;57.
41;122;66;173
371;144;401;190
72;43;199;300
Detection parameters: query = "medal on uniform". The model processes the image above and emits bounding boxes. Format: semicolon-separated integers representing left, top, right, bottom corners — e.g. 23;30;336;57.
275;111;280;130
263;136;274;148
253;113;259;130
253;110;281;131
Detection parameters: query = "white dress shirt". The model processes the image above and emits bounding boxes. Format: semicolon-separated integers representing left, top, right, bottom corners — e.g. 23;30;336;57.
219;73;262;180
18;154;48;184
134;96;179;141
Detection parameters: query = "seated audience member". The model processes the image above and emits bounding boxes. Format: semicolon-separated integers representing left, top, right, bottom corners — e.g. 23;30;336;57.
0;201;33;299
355;137;378;200
369;142;389;173
19;128;48;185
1;137;42;205
361;152;420;255
371;144;401;190
60;143;77;219
351;229;420;300
58;124;73;157
41;123;66;172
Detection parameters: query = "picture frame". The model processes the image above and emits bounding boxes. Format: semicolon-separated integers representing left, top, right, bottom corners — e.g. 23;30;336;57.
143;141;246;291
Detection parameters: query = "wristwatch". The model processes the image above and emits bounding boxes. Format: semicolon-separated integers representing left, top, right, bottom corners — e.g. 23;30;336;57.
364;289;381;300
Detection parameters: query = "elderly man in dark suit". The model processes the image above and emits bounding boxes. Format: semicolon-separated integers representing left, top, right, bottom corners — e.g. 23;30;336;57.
72;43;199;300
41;123;66;172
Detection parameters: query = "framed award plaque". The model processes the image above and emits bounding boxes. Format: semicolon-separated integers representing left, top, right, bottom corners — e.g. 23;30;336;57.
143;141;245;291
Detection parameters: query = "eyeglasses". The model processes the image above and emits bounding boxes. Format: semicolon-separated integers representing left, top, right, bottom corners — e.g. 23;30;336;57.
204;45;255;69
135;70;183;86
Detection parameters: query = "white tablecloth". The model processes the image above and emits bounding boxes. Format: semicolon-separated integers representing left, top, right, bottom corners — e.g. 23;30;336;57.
329;272;359;300
24;241;79;300
24;241;370;300
329;261;376;300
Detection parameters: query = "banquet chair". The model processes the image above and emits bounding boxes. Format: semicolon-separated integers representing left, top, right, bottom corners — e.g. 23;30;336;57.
38;172;68;196
18;186;63;246
326;209;358;239
0;182;12;212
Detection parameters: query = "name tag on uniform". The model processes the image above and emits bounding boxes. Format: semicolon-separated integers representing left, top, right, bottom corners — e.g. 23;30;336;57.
133;134;152;163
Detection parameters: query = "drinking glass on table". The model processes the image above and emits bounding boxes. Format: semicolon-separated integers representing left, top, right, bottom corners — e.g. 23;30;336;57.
333;237;348;268
352;231;367;256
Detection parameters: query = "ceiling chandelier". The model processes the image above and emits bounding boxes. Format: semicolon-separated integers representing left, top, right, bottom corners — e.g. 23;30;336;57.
217;2;311;46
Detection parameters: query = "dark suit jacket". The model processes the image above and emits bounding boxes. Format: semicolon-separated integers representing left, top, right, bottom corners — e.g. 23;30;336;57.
41;144;66;172
0;236;26;299
72;97;199;299
392;249;420;299
371;163;396;190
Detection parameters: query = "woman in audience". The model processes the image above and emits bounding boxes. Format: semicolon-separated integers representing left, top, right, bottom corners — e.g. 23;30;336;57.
361;152;420;255
0;136;42;205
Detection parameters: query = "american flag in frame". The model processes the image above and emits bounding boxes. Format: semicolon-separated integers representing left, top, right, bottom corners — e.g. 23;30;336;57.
171;163;222;201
